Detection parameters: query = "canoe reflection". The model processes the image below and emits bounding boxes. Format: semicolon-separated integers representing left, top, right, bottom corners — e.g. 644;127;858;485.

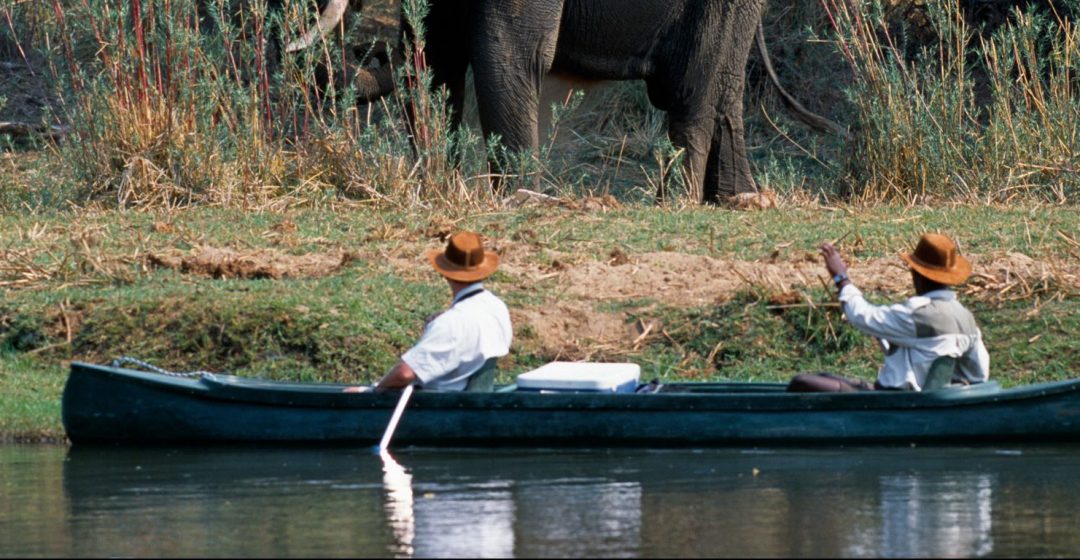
58;446;1080;557
376;449;993;558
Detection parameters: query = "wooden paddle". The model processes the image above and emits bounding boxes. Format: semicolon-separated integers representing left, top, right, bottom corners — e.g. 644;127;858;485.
377;384;415;452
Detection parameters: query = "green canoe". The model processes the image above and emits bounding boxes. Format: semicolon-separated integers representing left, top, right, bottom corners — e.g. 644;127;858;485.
62;361;1080;446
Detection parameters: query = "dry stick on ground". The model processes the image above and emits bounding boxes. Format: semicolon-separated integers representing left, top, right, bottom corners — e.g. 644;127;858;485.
0;122;70;140
59;299;72;343
661;329;684;355
765;302;840;310
830;230;854;247
705;337;727;366
631;319;655;350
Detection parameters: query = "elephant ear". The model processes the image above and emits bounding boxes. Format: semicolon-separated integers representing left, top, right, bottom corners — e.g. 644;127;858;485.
286;0;350;53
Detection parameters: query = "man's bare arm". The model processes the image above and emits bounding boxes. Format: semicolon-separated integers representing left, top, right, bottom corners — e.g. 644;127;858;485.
342;360;419;393
376;360;419;391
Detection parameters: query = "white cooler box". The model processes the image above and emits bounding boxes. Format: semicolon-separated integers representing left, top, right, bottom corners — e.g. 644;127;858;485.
516;362;641;393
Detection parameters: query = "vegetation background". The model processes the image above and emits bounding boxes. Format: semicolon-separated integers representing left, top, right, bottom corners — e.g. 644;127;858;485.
1;0;1078;440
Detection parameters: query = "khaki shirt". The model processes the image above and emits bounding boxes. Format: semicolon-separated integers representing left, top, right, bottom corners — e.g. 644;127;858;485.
839;285;990;390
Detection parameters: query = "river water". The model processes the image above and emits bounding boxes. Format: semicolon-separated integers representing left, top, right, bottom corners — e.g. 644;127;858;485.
2;444;1079;557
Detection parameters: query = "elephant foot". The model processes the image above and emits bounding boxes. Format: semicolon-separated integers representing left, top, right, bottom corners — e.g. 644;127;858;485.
727;189;779;210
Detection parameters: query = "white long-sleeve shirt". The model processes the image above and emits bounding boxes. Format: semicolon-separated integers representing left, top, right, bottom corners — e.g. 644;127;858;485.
839;284;990;391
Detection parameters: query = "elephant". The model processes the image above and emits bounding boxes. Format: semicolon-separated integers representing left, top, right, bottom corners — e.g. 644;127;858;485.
315;0;841;203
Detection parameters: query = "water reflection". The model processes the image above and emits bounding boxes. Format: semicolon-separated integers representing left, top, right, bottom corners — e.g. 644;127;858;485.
515;479;641;558
846;472;994;557
382;451;415;557
880;473;994;557
2;445;1078;557
59;446;394;557
380;451;642;558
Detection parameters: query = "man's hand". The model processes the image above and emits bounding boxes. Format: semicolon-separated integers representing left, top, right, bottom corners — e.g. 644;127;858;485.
820;242;848;279
342;386;372;393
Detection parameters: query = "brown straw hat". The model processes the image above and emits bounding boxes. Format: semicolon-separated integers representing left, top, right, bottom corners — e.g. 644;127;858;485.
900;233;972;285
428;231;500;283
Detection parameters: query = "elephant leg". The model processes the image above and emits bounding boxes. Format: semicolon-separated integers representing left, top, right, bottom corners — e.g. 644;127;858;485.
703;110;756;203
661;111;714;203
471;52;548;156
470;2;563;189
430;63;468;131
419;0;470;128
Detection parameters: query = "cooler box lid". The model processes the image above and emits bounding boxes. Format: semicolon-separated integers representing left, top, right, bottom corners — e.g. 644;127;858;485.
516;362;641;392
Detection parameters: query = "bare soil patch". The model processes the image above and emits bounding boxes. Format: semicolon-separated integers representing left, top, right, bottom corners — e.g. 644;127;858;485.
147;246;356;280
512;302;640;361
517;251;1080;307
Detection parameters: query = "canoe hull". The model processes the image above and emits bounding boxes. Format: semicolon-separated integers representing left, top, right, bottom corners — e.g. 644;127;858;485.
62;362;1080;445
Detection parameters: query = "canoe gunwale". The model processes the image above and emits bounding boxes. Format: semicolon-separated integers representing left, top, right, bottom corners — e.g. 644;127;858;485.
65;361;1080;413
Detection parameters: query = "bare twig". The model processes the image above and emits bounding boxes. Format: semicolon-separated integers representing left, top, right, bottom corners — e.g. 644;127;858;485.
0;122;70;140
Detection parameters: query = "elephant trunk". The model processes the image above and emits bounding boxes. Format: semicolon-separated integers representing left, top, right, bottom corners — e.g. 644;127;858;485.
285;0;350;53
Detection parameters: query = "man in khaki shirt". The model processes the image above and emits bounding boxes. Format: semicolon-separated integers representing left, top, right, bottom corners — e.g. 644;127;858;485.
789;233;990;392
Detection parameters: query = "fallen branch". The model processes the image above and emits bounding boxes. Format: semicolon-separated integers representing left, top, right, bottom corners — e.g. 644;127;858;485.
0;121;70;140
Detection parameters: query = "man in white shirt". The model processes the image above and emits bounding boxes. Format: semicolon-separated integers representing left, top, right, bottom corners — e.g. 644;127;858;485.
789;233;990;392
346;231;513;392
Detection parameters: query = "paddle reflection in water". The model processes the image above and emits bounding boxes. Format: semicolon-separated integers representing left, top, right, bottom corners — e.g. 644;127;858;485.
379;449;643;558
381;451;415;557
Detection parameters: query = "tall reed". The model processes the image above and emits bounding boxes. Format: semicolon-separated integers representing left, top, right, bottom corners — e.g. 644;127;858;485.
11;0;1080;207
823;0;1079;203
35;0;496;210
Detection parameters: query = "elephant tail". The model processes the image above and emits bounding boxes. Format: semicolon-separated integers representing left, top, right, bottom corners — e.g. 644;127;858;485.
755;21;846;136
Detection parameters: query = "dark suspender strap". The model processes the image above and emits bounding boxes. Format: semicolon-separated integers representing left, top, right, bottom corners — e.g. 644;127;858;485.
453;288;484;307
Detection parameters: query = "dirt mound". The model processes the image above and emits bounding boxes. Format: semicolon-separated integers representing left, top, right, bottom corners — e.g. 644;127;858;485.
512;302;641;360
147;246;355;280
557;251;842;306
503;249;1080;353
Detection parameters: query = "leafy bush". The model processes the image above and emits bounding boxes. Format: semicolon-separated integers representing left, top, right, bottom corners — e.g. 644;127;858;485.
824;0;1080;202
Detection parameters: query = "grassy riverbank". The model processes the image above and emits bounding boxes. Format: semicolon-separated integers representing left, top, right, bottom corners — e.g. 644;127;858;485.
2;0;1079;441
2;202;1078;441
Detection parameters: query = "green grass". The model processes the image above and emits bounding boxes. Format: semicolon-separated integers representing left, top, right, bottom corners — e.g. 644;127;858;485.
1;270;444;381
1;204;1077;441
0;354;66;442
11;203;1075;258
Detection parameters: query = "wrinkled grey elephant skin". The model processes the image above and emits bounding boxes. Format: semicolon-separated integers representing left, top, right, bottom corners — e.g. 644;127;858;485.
372;0;830;203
